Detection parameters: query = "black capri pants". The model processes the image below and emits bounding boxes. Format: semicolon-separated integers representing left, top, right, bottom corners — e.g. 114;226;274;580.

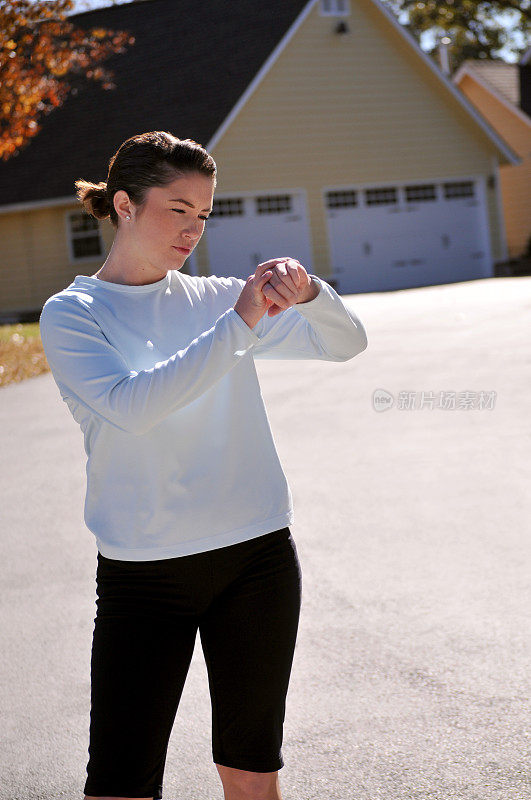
83;526;302;799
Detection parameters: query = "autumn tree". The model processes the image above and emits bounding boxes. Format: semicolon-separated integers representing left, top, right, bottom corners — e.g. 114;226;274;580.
0;0;135;160
383;0;531;72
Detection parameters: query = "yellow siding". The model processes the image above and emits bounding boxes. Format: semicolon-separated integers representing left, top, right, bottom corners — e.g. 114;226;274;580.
457;74;531;259
0;213;31;310
198;0;503;276
0;207;113;314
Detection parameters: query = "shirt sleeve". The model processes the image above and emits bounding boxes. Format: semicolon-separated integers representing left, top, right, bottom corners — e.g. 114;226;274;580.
38;295;261;436
210;274;368;361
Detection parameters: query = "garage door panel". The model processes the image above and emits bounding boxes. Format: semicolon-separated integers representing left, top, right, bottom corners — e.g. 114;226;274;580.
205;192;313;281
325;179;491;294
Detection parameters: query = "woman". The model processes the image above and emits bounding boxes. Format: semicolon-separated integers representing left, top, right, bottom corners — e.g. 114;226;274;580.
39;131;368;800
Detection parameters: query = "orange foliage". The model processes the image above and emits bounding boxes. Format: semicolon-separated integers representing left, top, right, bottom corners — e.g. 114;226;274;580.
0;0;135;160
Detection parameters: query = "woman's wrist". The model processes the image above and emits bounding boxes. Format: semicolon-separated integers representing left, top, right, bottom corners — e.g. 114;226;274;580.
233;305;261;330
297;277;320;304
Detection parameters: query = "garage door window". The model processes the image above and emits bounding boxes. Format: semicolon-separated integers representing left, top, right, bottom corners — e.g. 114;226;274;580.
256;195;292;214
405;184;436;202
211;198;244;217
365;187;397;206
443;181;474;199
326;190;358;208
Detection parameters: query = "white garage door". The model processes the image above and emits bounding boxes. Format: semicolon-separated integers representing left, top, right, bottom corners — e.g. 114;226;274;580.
325;179;492;294
204;191;313;280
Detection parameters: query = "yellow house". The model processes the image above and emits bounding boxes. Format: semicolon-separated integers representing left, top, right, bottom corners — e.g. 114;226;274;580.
0;0;520;321
453;49;531;262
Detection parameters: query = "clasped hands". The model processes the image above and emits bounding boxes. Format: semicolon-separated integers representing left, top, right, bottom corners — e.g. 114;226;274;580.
233;257;319;330
259;257;318;317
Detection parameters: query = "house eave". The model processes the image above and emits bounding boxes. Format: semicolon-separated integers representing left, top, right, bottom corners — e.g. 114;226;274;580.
452;62;531;134
0;195;79;215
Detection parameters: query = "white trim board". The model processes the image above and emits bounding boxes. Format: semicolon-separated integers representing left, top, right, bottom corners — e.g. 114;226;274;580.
0;195;78;216
490;154;509;263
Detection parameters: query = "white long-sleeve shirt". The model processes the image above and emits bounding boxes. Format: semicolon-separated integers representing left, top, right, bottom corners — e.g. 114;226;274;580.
38;269;368;560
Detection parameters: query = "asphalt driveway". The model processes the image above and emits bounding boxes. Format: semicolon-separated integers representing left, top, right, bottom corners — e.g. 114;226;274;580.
0;275;529;800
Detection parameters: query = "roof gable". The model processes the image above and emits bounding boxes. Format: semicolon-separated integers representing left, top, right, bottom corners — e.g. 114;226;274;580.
209;0;519;167
453;60;531;131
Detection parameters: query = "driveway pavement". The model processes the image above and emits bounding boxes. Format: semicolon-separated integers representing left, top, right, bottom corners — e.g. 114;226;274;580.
1;276;529;800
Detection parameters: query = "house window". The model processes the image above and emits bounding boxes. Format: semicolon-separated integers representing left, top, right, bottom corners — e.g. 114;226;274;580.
211;198;244;217
255;195;292;214
67;212;104;260
365;187;398;206
443;181;475;200
405;184;437;202
326;190;358;208
319;0;350;16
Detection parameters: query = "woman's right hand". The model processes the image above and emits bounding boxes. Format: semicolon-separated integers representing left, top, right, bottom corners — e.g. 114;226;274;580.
233;258;294;330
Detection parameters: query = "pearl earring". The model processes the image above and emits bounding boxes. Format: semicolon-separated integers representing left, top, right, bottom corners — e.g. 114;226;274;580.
126;215;130;220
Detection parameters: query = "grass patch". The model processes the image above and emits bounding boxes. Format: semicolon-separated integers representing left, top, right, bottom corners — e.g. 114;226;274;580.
0;323;50;388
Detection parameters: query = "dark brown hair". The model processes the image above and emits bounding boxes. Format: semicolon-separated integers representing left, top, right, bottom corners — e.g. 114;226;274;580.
75;131;217;228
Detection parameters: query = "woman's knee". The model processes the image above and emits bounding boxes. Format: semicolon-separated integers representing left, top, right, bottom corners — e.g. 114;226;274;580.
215;764;281;800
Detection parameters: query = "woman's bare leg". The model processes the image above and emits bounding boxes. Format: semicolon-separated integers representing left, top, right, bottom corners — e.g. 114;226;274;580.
216;764;282;800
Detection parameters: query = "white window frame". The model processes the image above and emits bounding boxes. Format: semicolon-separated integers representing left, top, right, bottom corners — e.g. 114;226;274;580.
322;174;485;211
65;210;105;263
319;0;351;16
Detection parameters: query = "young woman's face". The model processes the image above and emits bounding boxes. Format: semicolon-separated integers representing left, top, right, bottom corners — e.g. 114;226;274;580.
130;172;215;270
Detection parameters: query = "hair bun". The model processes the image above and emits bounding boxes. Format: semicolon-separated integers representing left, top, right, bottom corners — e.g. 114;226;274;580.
74;179;111;220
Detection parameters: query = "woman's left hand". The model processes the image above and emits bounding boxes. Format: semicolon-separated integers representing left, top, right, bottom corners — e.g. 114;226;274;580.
262;258;319;316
